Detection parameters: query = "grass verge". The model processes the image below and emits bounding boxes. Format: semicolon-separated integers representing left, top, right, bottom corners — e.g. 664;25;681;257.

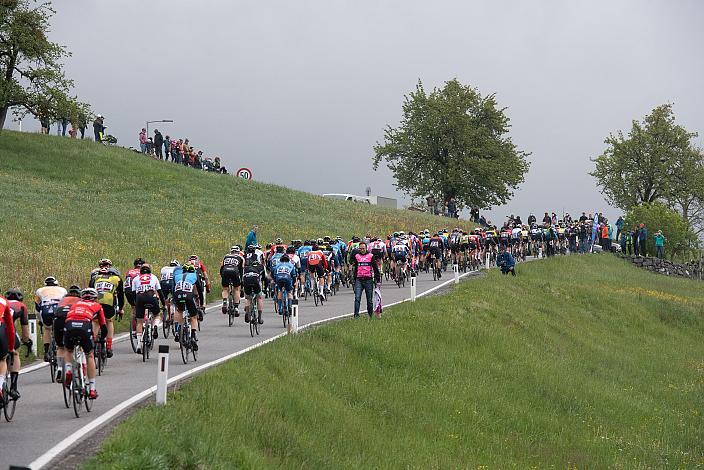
85;255;704;468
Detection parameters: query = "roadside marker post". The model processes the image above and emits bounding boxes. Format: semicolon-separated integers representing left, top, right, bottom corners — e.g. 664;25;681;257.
485;252;490;270
156;345;169;405
453;264;459;284
410;275;417;301
289;299;299;334
28;313;38;356
539;247;543;259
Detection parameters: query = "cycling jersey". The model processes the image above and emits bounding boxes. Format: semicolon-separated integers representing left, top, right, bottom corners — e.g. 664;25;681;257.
132;273;162;294
0;296;17;355
222;253;245;272
160;266;177;285
89;267;121;286
66;300;106;326
124;268;142;292
274;261;297;281
93;273;123;309
34;286;67;310
297;246;312;265
392;243;410;256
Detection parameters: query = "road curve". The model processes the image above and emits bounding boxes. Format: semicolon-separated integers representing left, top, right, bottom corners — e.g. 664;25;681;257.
2;269;480;469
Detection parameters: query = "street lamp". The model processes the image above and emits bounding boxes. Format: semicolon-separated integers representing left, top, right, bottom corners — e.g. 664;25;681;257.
146;119;174;135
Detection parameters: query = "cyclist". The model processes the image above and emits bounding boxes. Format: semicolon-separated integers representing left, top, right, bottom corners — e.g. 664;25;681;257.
0;295;16;402
172;263;203;349
124;258;145;311
369;237;386;273
131;264;165;354
63;288;107;399
220;246;245;316
307;242;328;300
285;246;302;293
273;254;297;316
35;276;67;362
187;255;211;295
391;237;410;281
89;258;120;287
54;285;82;382
90;265;124;358
160;259;179;323
296;240;312;292
242;260;265;325
428;232;444;278
6;289;30;399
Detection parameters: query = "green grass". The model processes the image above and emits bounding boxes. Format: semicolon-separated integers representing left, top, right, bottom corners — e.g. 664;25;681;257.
85;255;704;468
0;130;453;299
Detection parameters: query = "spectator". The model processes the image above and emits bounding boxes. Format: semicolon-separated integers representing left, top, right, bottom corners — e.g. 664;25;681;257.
579;212;588;223
146;137;154;155
447;198;457;218
632;228;640;256
246;225;258;248
352;242;381;317
172;139;182;164
139;128;147;153
578;222;588;254
213;156;221;171
78;112;87;139
497;246;516;276
426;195;436;215
93;115;105;142
163;135;171;161
654;230;666;259
153;130;164;160
68;125;77;138
623;229;633;255
615;216;624;241
600;222;610;251
638;223;648;256
542;212;551;225
479;214;487;226
40;114;50;134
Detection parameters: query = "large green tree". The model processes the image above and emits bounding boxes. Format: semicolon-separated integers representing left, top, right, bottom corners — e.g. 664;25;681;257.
373;79;530;209
0;0;73;129
590;104;701;212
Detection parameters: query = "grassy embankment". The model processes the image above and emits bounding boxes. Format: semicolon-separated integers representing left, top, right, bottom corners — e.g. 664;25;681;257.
0;130;453;300
86;254;704;468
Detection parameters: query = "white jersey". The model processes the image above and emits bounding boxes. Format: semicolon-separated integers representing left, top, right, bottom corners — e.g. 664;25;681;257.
131;273;162;294
160;266;177;283
289;253;301;270
35;286;67;307
511;228;522;239
392;243;409;255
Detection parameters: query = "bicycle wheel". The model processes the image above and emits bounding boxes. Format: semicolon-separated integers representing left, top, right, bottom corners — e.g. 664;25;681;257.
162;308;171;339
282;298;289;328
192;337;198;361
228;294;235;327
71;381;82;418
249;306;255;337
180;327;189;364
313;290;319;306
129;317;138;353
3;380;15;422
85;385;93;412
62;377;70;408
96;346;103;376
142;329;149;362
254;310;260;335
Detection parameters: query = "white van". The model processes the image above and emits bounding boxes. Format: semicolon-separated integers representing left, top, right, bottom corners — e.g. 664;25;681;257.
322;193;371;204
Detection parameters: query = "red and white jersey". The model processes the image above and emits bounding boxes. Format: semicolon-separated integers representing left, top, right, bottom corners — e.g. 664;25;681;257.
124;267;142;291
369;240;386;252
131;273;162;294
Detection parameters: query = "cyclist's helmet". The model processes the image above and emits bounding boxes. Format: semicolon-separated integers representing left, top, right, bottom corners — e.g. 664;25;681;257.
280;254;290;263
352;236;360;243
80;288;99;301
98;258;112;267
183;263;196;273
317;238;324;244
275;238;283;245
67;285;81;296
393;232;399;237
140;264;152;274
336;236;342;241
169;259;180;266
188;255;199;262
134;258;145;267
286;246;295;254
44;276;58;286
323;236;331;243
231;245;241;253
312;242;319;250
246;245;256;254
5;288;23;301
399;231;405;237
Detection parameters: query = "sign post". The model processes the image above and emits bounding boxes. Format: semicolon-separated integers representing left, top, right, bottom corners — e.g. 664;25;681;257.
27;313;37;356
485;252;490;270
453;264;459;284
410;275;417;301
156;345;169;405
538;247;543;259
289;299;299;334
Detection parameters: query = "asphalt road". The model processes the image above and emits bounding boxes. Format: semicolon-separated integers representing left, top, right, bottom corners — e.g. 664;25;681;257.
1;269;478;469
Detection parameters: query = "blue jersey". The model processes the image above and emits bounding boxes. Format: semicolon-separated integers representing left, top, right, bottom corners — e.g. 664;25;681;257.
274;261;297;281
171;268;199;293
297;246;312;263
270;252;284;270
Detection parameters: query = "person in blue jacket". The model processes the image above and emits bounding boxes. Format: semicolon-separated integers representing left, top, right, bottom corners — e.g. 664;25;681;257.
245;225;258;249
497;246;516;276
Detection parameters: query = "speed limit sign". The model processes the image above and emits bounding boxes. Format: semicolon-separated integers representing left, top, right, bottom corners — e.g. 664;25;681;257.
236;167;253;180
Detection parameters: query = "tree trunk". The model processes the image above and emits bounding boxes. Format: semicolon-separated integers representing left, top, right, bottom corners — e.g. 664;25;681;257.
0;106;8;130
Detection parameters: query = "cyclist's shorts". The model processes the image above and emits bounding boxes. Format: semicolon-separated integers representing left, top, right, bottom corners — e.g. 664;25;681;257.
174;291;198;316
64;320;94;354
300;258;308;271
460;243;469;251
135;292;159;320
394;253;407;263
161;284;172;298
221;267;242;288
101;304;115;320
371;248;384;259
449;243;460;253
0;324;8;360
429;247;443;260
308;263;325;278
39;303;58;327
243;283;262;297
275;277;293;292
53;315;66;348
125;290;136;307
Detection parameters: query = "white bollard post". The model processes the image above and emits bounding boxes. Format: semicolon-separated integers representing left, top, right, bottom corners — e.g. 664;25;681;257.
27;313;37;356
410;275;417;301
453;264;459;284
18;119;22;132
485;252;490;270
289;299;299;334
156;345;169;405
538;247;543;259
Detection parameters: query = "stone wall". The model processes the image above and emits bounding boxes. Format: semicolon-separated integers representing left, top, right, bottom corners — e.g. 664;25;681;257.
617;254;704;280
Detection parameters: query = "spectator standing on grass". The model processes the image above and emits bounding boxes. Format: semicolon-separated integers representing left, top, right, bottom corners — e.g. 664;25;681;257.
352;242;381;318
163;135;171;161
615;216;624;241
246;225;258;248
139;128;147;153
172;139;182;163
654;230;666;259
146;137;154;155
93;115;105;142
638;223;648;256
632;227;640;256
78;112;87;139
214;156;221;172
153;130;164;160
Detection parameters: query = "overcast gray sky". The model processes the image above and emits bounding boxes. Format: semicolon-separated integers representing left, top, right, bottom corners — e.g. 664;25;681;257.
24;0;704;223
